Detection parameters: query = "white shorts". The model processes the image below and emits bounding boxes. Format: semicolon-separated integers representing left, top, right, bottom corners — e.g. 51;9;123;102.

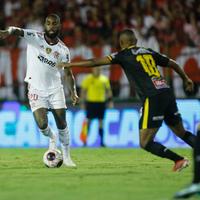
28;85;67;112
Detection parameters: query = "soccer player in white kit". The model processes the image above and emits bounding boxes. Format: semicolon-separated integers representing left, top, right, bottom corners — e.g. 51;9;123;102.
0;14;78;167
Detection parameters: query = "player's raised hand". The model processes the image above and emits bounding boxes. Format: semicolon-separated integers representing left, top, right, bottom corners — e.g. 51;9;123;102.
184;78;194;92
0;30;10;40
71;92;79;106
57;62;71;69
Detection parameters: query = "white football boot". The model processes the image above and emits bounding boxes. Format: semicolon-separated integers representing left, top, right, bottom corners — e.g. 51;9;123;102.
63;157;77;168
62;145;76;168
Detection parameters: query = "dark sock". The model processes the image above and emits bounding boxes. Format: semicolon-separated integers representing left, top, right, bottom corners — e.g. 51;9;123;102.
193;130;200;183
144;141;183;162
99;128;104;146
182;131;196;148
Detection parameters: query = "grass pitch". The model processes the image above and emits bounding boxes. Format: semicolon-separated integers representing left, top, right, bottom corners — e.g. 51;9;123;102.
0;148;197;200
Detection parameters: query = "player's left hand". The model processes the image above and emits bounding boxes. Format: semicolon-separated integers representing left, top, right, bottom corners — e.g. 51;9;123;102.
184;78;194;92
71;92;79;106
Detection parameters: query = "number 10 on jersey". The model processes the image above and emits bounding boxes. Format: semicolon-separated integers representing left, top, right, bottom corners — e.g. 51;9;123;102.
136;54;160;77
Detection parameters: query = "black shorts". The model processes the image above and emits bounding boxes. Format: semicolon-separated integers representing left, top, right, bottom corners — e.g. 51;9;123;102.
139;90;182;129
86;102;106;119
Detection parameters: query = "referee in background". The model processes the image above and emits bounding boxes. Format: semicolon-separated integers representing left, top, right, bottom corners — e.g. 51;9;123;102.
81;67;113;147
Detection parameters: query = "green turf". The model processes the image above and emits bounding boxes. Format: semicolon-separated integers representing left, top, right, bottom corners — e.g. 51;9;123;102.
0;148;197;200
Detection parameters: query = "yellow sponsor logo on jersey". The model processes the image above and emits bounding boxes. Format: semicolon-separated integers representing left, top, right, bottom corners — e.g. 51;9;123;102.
46;48;52;54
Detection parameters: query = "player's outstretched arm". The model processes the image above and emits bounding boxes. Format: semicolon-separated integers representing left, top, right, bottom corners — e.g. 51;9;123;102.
168;59;194;92
0;27;24;40
58;57;112;69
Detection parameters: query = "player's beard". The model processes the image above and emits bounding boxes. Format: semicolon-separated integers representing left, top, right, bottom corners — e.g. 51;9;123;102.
45;30;60;39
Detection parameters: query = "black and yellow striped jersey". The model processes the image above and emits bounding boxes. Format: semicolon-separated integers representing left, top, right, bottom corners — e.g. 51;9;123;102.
107;46;170;101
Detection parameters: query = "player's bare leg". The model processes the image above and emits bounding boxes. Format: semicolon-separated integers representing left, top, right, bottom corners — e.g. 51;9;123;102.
33;108;57;150
52;109;76;168
140;128;188;171
169;121;196;147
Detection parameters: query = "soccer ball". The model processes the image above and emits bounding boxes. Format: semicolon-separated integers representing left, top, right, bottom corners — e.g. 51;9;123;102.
43;149;63;168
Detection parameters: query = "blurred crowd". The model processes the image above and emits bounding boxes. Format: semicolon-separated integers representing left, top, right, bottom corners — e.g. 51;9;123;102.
0;0;200;101
0;0;200;49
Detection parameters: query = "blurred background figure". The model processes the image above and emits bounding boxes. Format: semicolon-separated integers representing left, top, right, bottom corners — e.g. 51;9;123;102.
80;67;113;147
174;123;200;198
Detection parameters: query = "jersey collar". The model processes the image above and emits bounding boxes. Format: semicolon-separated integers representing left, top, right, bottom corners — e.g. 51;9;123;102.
44;34;59;46
127;45;136;49
121;45;136;50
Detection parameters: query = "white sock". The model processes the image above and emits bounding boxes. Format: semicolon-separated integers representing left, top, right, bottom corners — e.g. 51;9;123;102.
39;126;54;139
58;126;70;159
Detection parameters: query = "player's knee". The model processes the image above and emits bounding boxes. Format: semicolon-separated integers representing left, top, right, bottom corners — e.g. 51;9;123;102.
56;121;67;130
37;120;48;130
140;128;158;149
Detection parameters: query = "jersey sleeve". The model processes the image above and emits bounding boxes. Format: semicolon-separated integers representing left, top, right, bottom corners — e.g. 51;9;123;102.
60;46;70;63
22;29;42;47
148;49;170;67
107;52;120;64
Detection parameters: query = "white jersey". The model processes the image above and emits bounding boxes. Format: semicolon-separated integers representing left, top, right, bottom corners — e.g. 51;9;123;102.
22;29;70;91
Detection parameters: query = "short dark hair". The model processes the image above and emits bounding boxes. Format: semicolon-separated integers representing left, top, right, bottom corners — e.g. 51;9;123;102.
119;29;134;37
46;13;61;23
119;29;137;43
